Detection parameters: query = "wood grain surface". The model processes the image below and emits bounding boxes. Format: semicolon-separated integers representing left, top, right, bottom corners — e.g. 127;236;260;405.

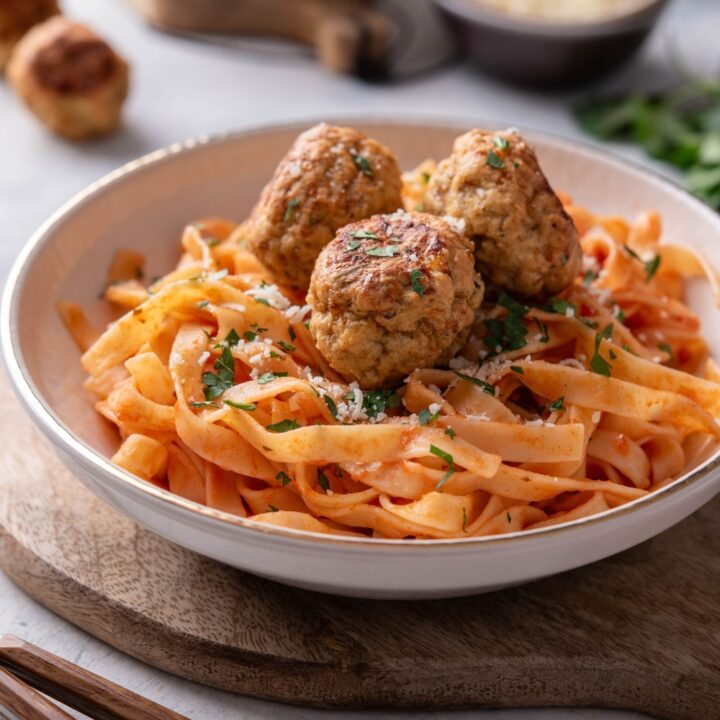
0;375;718;719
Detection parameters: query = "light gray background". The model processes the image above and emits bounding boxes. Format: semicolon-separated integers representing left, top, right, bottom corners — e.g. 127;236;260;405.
1;0;717;717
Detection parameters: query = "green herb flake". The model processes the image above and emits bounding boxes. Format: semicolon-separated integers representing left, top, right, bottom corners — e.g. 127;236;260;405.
418;407;440;426
255;298;271;306
409;269;425;296
544;298;577;316
202;345;236;400
362;389;401;418
268;505;280;513
317;470;330;492
223;399;256;411
494;135;510;151
323;394;338;419
444;426;457;440
462;506;468;533
454;371;496;396
583;269;599;286
197;300;210;309
352;153;373;177
590;333;613;377
506;512;512;524
430;445;455;491
244;330;258;341
266;419;299;433
288;326;297;342
278;340;295;352
421;171;431;184
601;323;614;340
284;197;300;224
548;396;566;412
190;400;219;408
366;245;399;258
350;230;379;240
346;240;361;251
533;318;550;343
257;371;288;385
276;471;292;486
225;328;241;346
486;150;504;169
510;365;524;374
624;245;662;281
344;390;356;402
659;342;673;359
484;293;529;354
204;237;220;248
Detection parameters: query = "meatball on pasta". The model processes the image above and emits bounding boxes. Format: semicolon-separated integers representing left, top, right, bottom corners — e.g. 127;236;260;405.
244;123;403;292
308;211;484;388
7;16;129;139
425;128;582;299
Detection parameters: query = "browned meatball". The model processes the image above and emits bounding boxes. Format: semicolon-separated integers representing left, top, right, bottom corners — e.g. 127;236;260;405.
425;129;582;299
7;17;129;139
308;211;484;388
245;124;403;292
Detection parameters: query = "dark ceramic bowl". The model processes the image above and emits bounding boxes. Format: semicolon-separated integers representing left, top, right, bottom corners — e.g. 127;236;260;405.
434;0;669;87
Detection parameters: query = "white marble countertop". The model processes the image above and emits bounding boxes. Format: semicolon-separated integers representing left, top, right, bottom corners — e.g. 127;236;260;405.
1;0;717;717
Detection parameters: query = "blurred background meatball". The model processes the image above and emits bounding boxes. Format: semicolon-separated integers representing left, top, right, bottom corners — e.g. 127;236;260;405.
425;128;582;300
244;123;403;292
308;211;484;388
0;0;59;72
7;16;129;139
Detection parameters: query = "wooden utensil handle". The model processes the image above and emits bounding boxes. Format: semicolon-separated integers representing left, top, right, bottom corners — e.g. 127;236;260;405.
0;667;74;720
0;636;188;720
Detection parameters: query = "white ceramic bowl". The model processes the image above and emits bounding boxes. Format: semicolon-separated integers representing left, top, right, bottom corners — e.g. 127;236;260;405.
3;119;720;599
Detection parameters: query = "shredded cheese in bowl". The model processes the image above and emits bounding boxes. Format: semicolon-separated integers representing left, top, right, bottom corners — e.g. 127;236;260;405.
472;0;658;24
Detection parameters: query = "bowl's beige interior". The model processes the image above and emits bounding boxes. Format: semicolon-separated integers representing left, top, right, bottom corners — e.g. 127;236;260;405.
11;120;720;460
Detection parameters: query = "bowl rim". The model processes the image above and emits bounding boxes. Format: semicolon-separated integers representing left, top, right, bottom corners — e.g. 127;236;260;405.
434;0;668;38
3;114;720;550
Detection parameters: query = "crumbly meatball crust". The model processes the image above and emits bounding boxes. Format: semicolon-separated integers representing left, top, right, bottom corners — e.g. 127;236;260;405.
425;129;582;299
308;212;484;388
7;17;129;139
245;123;403;292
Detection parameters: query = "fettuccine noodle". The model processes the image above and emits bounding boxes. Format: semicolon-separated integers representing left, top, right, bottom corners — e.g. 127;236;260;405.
63;200;720;539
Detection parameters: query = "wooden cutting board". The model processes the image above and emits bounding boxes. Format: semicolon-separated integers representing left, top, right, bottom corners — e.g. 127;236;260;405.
0;374;718;719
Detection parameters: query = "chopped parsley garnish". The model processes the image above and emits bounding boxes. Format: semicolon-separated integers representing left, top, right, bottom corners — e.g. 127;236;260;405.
548;396;566;412
429;445;455;490
225;328;241;346
207;268;228;282
343;390;356;402
257;371;288;384
350;230;379;239
544;298;576;315
583;269;598;286
244;330;259;341
254;298;271;306
454;371;496;396
444;427;457;440
277;340;295;352
486;150;504;169
197;300;209;309
409;269;425;296
362;389;401;418
366;245;399;258
493;135;509;151
266;419;299;433
276;471;292;486
418;407;440;426
659;342;673;359
202;346;235;400
223;399;256;411
506;512;512;524
190;400;219;408
352;153;373;177
346;240;361;251
268;505;279;513
510;365;524;374
462;506;468;533
288;327;297;343
484;292;529;354
609;349;618;360
323;394;338;418
623;245;662;281
284;197;300;224
590;333;613;377
533;318;550;343
421;171;431;184
601;323;614;340
317;470;330;492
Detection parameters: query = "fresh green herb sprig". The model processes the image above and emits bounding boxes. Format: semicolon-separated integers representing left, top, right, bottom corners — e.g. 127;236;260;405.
576;74;720;209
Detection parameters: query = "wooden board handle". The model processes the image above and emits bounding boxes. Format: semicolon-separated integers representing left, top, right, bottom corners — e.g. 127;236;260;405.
0;635;188;720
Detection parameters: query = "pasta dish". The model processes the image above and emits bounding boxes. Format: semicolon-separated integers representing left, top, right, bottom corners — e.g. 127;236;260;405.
61;124;720;540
